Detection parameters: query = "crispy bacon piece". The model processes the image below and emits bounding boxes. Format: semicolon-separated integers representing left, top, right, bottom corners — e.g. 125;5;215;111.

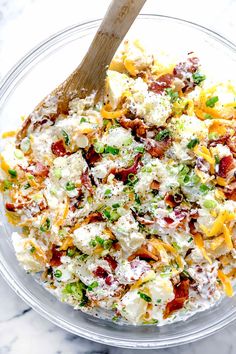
81;169;94;194
93;266;109;279
85;146;102;166
149;74;174;94
218;155;234;178
164;279;190;318
224;181;236;201
164;193;177;208
33;162;49;177
5;202;23;212
227;135;236;157
20;162;49;178
144;138;171;158
51;140;67;157
150;180;160;190
5;198;47;214
104;255;117;270
111;153;142;182
84;212;104;224
173;57;199;92
128;245;159;262
164;216;174;225
119;117;148;137
49;245;65;267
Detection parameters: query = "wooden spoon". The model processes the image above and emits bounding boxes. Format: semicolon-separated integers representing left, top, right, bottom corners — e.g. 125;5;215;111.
16;0;147;145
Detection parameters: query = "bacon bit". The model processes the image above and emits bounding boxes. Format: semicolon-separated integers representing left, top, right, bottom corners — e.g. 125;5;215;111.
69;189;83;211
174;57;199;77
227;135;236;156
208;135;230;147
105;275;113;286
85;212;104;223
34;162;49;177
5;202;22;212
189;219;198;235
113;242;121;251
85;146;102;166
150;180;160;190
49;245;65;267
173;57;199;92
224;181;236;201
174;208;188;221
104;255;117;270
119;117;148;137
144;138;171;158
164;279;190;318
112;153;142;182
218;155;234;178
136;216;155;225
128;245;159;262
51;140;67;156
93;266;109;279
149;74;174;94
164;194;177;208
81;169;94;194
164;216;174;225
20;162;49;178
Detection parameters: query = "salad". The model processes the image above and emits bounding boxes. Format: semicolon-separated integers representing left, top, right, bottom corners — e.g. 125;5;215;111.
1;40;236;325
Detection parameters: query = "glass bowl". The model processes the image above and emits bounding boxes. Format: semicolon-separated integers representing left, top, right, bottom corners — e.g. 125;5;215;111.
0;15;236;349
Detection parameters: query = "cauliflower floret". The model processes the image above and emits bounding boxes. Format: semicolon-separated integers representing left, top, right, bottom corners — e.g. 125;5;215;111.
12;232;44;272
110;211;145;255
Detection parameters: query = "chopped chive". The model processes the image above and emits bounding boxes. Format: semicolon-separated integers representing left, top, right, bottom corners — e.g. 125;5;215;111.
40;218;51;232
3;180;12;190
8;169;17;178
138;292;152;302
30;246;35;253
94;142;105;154
104;189;112;197
155;129;170;142
24;182;31;189
104;146;120;155
203;200;217;209
165;88;179;103
199;184;210;194
206;96;219;108
62;130;70;146
187;138;199;149
54;269;62;278
87;281;99;291
192;72;206;85
65;181;75;191
135;146;145;153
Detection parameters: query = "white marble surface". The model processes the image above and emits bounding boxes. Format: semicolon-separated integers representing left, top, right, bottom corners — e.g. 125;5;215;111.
0;0;236;353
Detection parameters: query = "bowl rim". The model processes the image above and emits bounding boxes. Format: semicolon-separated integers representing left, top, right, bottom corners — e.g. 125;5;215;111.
0;14;236;349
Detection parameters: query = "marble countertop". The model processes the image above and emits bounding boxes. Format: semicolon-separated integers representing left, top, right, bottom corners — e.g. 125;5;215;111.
0;0;236;353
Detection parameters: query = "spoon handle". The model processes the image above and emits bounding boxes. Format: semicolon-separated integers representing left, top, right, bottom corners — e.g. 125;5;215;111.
64;0;147;97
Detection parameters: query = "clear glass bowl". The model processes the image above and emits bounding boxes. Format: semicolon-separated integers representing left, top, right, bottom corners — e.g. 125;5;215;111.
0;15;236;349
